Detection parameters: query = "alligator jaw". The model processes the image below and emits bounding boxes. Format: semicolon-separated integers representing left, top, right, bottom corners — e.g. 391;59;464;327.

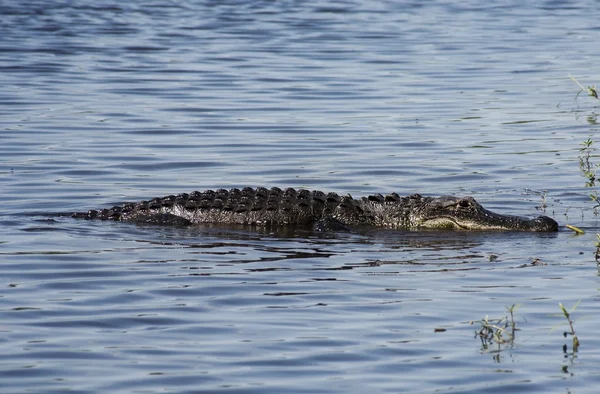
419;212;559;232
417;217;470;230
415;196;559;232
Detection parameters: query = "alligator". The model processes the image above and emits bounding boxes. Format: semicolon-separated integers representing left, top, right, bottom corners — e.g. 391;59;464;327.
70;187;559;232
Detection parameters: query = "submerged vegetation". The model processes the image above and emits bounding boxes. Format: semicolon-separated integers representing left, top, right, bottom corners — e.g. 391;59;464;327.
570;74;598;125
576;137;600;259
466;76;593;365
572;75;600;258
474;304;520;353
579;138;598;188
570;74;599;102
558;301;581;353
474;302;581;357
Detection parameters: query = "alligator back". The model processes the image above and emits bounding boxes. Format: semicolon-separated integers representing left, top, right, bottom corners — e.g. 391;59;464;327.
71;187;404;227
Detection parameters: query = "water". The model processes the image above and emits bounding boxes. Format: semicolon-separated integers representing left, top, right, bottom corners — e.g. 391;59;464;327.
2;0;600;392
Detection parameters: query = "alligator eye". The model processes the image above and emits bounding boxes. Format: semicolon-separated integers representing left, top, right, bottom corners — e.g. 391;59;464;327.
458;199;471;208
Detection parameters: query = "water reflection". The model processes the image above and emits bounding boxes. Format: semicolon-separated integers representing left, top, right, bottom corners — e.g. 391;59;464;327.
89;221;560;277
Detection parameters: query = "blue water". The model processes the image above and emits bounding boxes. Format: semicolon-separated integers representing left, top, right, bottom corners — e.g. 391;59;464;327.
2;1;600;393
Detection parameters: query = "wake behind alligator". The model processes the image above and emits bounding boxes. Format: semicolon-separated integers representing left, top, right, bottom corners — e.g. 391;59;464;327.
71;187;558;232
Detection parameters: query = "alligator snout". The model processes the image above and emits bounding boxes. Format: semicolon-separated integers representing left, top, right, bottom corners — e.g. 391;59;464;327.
527;215;559;232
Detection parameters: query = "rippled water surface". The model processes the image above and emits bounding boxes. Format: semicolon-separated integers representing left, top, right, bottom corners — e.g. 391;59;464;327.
2;1;600;393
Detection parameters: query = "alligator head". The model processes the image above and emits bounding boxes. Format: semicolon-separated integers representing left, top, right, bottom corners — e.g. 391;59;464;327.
413;196;558;231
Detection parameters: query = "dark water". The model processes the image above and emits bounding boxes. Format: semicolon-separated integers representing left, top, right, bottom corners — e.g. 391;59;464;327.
2;1;600;393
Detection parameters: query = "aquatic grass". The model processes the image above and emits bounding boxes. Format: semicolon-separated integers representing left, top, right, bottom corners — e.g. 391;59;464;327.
535;189;548;212
474;304;521;351
590;190;600;211
570;74;598;101
570;75;599;125
578;138;597;187
565;224;585;235
576;138;600;214
573;138;600;252
475;302;582;357
557;301;581;353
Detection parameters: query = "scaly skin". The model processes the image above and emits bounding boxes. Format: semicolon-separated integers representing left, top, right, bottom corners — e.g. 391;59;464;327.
71;187;559;232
